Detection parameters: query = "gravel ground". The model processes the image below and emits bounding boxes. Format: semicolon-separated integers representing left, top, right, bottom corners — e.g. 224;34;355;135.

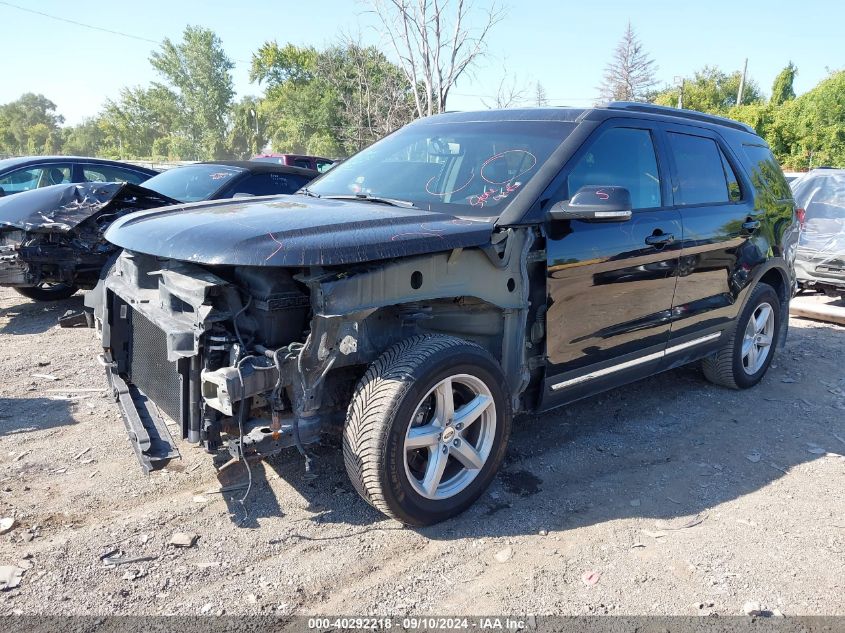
0;287;843;617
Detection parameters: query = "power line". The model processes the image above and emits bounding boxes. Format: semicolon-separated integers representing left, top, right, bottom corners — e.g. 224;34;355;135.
0;0;251;64
0;0;161;44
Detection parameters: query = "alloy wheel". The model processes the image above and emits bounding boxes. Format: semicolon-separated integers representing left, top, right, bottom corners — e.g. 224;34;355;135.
403;374;497;500
741;302;775;375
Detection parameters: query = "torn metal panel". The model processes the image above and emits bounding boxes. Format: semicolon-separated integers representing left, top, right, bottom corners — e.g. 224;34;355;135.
103;196;494;267
0;182;178;233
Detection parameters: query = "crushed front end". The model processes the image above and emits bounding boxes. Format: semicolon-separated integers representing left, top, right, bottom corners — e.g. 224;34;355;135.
92;250;353;472
0;182;178;292
91;217;535;474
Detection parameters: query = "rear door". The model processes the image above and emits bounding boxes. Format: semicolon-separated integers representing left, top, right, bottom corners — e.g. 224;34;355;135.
660;125;757;357
542;120;682;407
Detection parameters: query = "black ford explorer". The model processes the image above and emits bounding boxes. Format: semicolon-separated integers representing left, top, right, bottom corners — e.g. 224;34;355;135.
89;103;798;526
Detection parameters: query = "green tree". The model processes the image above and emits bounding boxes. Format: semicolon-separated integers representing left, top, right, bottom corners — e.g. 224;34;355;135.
252;40;417;157
787;70;845;168
0;93;64;155
770;62;797;106
251;42;342;156
227;96;265;159
98;85;180;159
62;118;106;156
653;66;763;113
317;40;417;153
150;26;234;160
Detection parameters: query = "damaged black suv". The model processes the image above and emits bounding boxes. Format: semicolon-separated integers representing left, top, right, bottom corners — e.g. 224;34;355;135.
89;104;798;526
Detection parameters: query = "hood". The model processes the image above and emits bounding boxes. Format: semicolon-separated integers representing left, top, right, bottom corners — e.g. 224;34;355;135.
0;182;179;233
104;196;494;266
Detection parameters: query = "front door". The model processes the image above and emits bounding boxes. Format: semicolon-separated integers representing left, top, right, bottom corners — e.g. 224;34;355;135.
541;122;682;407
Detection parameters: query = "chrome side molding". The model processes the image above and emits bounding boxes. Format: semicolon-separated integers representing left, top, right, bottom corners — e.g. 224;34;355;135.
551;331;722;391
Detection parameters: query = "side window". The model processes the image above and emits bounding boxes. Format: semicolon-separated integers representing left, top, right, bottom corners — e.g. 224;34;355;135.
292;158;312;169
667;133;736;205
0;168;41;193
83;165;148;184
566;127;661;209
233;173;310;196
719;150;742;202
0;165;72;193
742;144;792;200
316;160;334;173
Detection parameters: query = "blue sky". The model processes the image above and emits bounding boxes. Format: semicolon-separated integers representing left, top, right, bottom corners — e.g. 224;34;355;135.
1;0;842;125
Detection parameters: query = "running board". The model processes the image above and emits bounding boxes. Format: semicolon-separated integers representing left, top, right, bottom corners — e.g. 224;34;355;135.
107;366;181;473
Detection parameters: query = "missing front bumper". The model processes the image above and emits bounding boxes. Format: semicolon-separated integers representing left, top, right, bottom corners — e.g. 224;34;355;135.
107;365;180;473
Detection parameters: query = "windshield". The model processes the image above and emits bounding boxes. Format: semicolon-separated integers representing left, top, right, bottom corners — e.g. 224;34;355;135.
307;120;575;216
143;164;244;203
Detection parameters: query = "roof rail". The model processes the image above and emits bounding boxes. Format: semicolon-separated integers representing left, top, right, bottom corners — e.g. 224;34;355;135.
603;101;756;134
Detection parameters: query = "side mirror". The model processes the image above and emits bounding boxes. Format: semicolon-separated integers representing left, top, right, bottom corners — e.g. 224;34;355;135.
549;186;632;222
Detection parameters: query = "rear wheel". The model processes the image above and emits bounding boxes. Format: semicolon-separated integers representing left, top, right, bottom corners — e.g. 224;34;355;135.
343;335;512;526
14;282;78;301
702;282;781;389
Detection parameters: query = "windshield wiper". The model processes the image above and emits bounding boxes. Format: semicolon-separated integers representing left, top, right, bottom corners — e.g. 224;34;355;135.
322;193;418;209
299;187;321;198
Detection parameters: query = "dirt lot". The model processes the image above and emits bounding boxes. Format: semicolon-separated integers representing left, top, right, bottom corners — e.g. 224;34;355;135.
0;287;843;617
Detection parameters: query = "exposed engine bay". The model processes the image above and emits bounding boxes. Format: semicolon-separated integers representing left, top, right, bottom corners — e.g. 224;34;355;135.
89;227;542;473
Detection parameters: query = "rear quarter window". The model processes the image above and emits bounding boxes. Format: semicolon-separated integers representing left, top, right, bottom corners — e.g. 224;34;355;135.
742;144;792;201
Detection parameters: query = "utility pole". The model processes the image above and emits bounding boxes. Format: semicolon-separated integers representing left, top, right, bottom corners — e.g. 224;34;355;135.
737;58;748;106
250;109;259;155
673;76;685;109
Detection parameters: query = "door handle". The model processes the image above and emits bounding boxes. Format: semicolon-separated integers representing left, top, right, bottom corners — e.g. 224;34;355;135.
645;232;675;247
742;219;761;232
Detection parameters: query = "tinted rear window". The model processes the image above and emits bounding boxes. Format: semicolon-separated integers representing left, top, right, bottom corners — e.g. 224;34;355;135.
743;144;792;200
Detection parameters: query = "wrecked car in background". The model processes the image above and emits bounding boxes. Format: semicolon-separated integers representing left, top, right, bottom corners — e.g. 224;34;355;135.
0;155;157;197
791;168;845;298
0;161;317;301
90;104;796;526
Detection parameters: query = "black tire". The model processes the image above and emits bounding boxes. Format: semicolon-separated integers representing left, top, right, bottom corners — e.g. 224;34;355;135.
14;283;78;302
343;334;512;526
702;282;781;389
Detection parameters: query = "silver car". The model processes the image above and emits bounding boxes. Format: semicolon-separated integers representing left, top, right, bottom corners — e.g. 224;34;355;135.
791;168;845;298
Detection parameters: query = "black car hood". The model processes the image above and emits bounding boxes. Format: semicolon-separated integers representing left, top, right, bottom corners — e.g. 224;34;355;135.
104;196;494;266
0;182;179;233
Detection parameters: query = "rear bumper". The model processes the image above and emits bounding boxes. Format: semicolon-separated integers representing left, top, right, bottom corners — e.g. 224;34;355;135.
796;252;845;291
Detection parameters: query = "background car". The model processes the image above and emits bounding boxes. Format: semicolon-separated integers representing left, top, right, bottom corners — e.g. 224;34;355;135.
791;167;845;298
0;156;157;197
142;160;317;203
252;153;335;172
0;160;318;300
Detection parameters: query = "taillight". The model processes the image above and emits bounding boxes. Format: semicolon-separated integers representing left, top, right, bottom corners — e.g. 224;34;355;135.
796;207;806;229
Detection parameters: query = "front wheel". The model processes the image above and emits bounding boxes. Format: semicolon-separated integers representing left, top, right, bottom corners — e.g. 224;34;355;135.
343;335;512;526
14;282;78;301
702;282;781;389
